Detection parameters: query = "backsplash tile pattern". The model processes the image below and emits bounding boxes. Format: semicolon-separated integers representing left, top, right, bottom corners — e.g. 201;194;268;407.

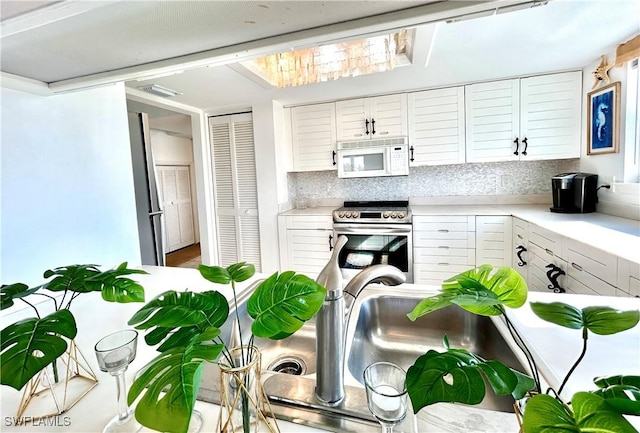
290;159;580;201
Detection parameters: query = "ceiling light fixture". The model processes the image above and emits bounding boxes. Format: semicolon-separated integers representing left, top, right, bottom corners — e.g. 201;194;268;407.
137;84;182;98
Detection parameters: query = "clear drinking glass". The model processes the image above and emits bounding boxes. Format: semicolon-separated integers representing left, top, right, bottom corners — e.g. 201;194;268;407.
95;330;142;433
363;362;408;433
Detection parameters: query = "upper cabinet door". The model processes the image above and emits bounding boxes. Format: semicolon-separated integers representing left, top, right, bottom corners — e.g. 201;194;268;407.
520;71;581;160
408;86;465;166
336;94;407;141
465;79;520;163
291;103;337;172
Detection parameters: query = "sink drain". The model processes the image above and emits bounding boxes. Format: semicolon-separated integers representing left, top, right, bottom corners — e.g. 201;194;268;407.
268;357;306;375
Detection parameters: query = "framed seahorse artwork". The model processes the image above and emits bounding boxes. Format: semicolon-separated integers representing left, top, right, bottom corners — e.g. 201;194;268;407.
587;81;620;155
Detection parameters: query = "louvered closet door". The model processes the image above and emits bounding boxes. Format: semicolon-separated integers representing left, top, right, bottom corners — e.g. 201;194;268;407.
209;113;261;271
158;165;195;253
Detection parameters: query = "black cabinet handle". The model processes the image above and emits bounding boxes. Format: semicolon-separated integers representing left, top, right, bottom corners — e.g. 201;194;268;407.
409;145;415;162
545;264;566;293
332;150;336;166
329;234;334;251
371;118;376;135
522;137;528;156
515;245;527;266
513;137;520;155
365;119;370;135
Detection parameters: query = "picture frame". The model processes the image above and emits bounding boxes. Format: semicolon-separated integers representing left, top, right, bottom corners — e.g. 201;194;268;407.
587;81;620;155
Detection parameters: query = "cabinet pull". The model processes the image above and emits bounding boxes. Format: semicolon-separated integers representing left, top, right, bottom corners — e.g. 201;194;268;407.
409;145;415;162
517;234;523;240
513;137;520;156
545;264;566;293
332;150;337;166
437;229;449;233
515;245;527;266
371;118;376;135
545;248;554;256
329;234;334;251
438;263;450;266
522;137;528;156
571;262;583;272
438;246;450;249
365;119;370;135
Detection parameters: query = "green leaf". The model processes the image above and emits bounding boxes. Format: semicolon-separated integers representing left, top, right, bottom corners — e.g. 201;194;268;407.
198;264;231;285
0;309;77;390
530;302;583;330
408;265;527;320
41;264;102;293
226;262;255;283
85;263;147;303
247;271;326;339
128;336;223;433
530;303;639;336
128;290;229;350
572;392;638;433
522;394;578;433
405;346;533;414
522;392;638;433
512;369;536;400
0;283;40;310
582;306;639;335
593;375;640;415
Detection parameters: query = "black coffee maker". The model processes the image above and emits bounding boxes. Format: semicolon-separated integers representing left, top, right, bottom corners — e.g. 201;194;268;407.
550;173;598;213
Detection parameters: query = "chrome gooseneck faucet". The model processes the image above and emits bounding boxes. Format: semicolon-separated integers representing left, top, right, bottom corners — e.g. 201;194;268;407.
315;235;406;406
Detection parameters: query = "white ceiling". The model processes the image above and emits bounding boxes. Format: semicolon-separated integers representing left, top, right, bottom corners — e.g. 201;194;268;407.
1;0;639;115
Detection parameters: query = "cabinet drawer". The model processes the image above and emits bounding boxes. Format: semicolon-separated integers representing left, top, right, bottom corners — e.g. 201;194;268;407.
512;218;528;243
567;275;616;297
414;247;476;265
413;235;475;248
283;215;333;230
618;258;640;297
528;224;562;256
564;238;617;284
414;263;473;286
528;248;567;293
413;215;475;232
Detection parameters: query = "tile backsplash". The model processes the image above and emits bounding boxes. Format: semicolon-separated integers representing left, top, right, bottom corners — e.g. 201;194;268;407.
289;159;580;202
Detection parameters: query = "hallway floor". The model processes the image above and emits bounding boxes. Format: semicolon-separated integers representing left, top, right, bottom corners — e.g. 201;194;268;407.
166;243;201;268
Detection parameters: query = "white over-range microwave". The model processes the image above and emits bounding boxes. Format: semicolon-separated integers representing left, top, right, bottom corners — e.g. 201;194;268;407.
336;137;409;178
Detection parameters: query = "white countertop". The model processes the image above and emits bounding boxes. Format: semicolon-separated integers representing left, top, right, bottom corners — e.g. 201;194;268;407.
2;267;638;432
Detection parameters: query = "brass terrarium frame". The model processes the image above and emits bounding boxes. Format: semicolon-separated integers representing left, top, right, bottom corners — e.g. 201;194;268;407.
17;339;98;420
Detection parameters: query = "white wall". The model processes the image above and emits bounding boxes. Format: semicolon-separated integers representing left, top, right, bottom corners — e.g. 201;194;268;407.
1;83;141;284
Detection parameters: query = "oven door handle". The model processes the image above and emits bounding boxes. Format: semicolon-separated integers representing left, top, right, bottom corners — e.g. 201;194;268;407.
333;224;412;234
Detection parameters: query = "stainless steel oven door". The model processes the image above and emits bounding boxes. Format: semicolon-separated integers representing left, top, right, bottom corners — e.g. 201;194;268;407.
333;223;413;283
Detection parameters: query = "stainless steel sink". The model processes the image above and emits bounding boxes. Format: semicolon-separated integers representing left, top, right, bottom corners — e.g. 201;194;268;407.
344;290;525;413
198;283;526;431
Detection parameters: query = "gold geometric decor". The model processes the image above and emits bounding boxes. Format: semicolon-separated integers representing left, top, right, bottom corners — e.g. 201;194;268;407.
17;339;98;420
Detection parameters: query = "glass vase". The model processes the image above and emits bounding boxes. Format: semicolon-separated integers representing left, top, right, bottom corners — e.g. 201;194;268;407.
217;345;279;433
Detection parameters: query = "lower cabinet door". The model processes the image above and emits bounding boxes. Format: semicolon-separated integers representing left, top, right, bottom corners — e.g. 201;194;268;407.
286;229;333;279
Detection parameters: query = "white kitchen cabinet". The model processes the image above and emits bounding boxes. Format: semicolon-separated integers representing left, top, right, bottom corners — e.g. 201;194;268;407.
618;258;640;297
209;113;261;271
465;71;581;163
476;216;512;267
413;215;476;285
512;217;529;279
336;94;407;141
527;242;568;293
290;103;337;172
407;86;465;166
278;214;334;279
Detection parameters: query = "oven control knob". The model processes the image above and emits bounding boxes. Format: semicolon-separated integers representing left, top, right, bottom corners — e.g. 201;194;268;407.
398;211;406;219
383;211;390;218
338;211;345;218
351;211;359;218
390;212;397;218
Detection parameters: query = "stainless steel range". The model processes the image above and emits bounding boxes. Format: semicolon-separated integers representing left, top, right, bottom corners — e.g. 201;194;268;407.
332;200;413;283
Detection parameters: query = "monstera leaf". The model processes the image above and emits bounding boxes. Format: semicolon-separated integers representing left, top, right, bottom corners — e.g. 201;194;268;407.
247;271;326;340
522;392;638;433
592;375;640;415
41;262;147;303
0;309;77;390
408;265;527;320
198;262;255;286
128;328;223;433
406;337;535;414
0;283;41;310
128;290;229;351
530;302;639;335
